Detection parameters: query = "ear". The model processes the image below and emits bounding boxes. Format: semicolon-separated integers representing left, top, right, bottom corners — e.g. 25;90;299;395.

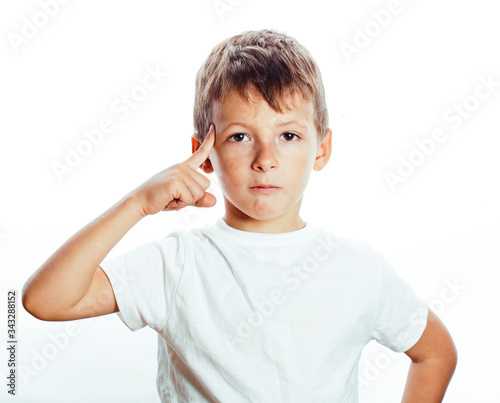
191;133;214;173
313;129;332;171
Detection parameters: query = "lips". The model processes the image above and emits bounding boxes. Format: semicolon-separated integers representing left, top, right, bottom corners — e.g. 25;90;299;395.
250;185;280;194
251;184;280;188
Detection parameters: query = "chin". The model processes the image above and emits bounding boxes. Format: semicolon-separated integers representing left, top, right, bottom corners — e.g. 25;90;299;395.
241;205;289;222
228;203;277;221
225;193;291;220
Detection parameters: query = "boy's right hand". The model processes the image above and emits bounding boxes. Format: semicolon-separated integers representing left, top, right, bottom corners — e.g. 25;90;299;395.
130;124;217;217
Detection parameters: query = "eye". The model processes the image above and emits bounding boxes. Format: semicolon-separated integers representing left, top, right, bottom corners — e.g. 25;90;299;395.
280;132;300;141
227;131;300;142
228;133;249;142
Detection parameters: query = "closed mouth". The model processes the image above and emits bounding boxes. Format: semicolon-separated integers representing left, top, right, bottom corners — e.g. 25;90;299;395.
250;185;280;189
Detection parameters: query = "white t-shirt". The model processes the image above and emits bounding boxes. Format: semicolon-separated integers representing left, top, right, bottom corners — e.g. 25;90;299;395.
100;217;428;403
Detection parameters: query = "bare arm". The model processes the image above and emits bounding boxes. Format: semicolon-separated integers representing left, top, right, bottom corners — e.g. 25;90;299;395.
22;194;144;321
22;124;216;322
401;308;458;402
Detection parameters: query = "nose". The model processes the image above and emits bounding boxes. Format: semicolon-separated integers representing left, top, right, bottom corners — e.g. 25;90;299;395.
251;142;278;172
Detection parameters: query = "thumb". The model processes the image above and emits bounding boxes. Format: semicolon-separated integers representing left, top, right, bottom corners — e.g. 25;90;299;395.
194;191;216;208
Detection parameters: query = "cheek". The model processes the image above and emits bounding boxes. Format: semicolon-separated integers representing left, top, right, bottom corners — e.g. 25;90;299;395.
220;158;242;176
290;149;315;170
289;152;316;186
214;156;245;188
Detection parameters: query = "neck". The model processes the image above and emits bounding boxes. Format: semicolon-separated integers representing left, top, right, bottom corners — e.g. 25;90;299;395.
222;201;306;234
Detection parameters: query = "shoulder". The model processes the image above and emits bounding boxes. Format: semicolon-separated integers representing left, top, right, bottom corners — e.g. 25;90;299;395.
316;226;380;260
310;226;383;280
154;222;217;251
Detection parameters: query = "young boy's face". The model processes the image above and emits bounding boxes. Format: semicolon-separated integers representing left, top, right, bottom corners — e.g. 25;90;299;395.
193;88;332;231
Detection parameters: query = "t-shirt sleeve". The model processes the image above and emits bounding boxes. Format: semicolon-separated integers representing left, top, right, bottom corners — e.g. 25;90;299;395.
370;250;429;353
99;233;185;333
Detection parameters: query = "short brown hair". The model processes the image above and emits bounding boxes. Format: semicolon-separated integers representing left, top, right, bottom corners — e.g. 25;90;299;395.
193;29;329;144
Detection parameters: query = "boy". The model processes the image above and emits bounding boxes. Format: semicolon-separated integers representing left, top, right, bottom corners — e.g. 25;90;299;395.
22;29;457;402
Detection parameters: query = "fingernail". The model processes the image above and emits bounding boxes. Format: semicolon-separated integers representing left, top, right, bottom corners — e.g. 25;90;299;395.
208;124;213;134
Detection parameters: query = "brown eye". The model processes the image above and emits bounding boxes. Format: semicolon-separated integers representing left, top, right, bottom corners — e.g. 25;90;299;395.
281;132;299;141
228;133;249;142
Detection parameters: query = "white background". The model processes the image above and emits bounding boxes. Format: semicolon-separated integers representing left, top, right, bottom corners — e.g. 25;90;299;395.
1;0;499;402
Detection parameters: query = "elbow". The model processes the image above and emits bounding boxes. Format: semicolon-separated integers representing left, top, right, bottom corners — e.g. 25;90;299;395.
22;289;39;320
22;282;75;322
23;300;51;322
21;282;33;315
22;282;49;321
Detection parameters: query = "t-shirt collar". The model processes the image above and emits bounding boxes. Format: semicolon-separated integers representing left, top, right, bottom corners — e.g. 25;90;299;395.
212;216;313;246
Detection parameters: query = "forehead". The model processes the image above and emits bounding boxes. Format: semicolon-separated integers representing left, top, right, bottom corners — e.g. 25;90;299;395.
212;89;314;127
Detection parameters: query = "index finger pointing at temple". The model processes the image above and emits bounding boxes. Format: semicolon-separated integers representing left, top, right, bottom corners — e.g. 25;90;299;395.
186;124;216;169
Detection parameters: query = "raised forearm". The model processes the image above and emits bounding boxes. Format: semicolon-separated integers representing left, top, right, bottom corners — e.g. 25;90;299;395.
401;356;457;403
22;194;144;319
